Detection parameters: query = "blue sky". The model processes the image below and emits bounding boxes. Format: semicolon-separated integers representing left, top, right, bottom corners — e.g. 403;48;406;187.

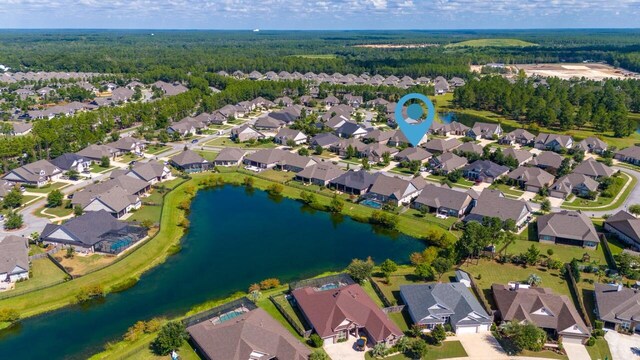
1;0;639;29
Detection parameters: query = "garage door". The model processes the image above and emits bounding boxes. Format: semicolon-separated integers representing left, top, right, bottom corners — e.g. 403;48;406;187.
456;326;480;335
562;336;585;344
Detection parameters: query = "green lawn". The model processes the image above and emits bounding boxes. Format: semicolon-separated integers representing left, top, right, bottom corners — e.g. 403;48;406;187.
20;195;40;205
36;201;73;218
119;153;143;163
586;337;612;360
145;145;171;155
259;169;297;183
194;150;219;162
205;137;277;149
562;172;636;211
507;231;608;264
490;183;524;198
426;175;473;188
365;340;467;360
401;208;459;229
26;182;68;194
269;293;308;336
89;163;115;173
12;257;68;294
447;38;537;47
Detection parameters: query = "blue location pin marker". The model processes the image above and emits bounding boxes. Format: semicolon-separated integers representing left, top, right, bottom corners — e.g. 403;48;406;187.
394;93;435;147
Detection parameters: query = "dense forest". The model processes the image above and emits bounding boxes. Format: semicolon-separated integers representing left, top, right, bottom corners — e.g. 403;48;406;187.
452;75;640;137
1;29;640;78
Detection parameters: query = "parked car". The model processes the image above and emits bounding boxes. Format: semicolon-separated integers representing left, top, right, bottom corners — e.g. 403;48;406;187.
191;139;199;144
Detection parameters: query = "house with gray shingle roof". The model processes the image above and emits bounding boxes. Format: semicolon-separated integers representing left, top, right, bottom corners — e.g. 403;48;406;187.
329;170;381;195
230;124;265;143
431;121;470;137
529;151;565;172
492;284;590;344
604;210;640;251
81;185;141;218
309;133;340;149
365;174;425;206
549;173;598;199
412;184;473;218
572;159;615;179
243;149;315;172
577;137;607;154
429;152;468;174
456;142;484;157
3;159;62;187
295;162;345;186
594;283;640;332
126;162;170;185
0;235;29;283
394;147;432;163
40;210;146;254
499;129;535;146
76;144;120;162
170;150;212;173
533;133;574;151
466;189;532;227
213;148;246;167
462;160;509;183
503;148;533;166
274;128;307;145
423;138;462;154
106;136;146;154
615;146;640;165
467;122;503;140
400;283;492;334
50;153;91;173
537;210;599;248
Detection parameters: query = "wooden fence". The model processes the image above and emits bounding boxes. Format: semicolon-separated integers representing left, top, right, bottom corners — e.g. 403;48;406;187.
269;294;311;338
368;276;394;307
598;233;618;271
564;263;593;329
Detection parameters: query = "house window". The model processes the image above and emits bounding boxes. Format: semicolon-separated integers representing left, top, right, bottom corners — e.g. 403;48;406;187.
337;331;347;340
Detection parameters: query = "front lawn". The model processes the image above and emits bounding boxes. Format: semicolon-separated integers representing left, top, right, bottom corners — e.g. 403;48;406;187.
490;183;524;198
26;182;68;194
89;163;115;173
425;175;473;188
205;137;277;149
145;145;171;155
586;337;612;360
119;153;144;163
364;340;468;360
194;150;219;162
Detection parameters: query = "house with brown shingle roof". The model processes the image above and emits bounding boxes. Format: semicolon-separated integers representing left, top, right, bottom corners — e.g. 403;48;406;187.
506;167;555;193
365;174;425;206
577;137;607;154
503;148;533;166
243;149;315;173
295;162;345;186
533;133;574;151
604;210;640;251
529;151;565;172
499;129;535;146
170;150;212;173
423;138;462;154
549;173;599;199
466;189;532;227
615;146;640;165
187;307;310;360
594;283;640;332
537;211;599;248
412;184;473;217
292;283;403;346
429;152;468;174
492;284;590;344
0;235;29;283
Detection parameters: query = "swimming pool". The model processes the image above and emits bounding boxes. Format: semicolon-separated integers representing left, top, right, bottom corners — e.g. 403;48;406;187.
360;199;382;209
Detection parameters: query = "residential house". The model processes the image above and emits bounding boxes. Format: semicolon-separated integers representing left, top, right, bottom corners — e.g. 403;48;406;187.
434;76;450;95
170;150;212;173
549;173;599;199
529;151;565;172
71;175;150;212
615;146;640;165
168;117;205;136
533;133;574;151
577;137;608;154
11;122;32;136
499;129;535;146
0;235;29;283
292;283;403;346
467;122;503;140
295;163;345;186
127;162;170;185
274;128;307;145
243;149;315;172
423;138;462;154
364;129;394;144
254;115;284;131
492;284;590;344
329;170;381;195
455;142;484;157
230;124;265;143
322;95;340;107
537;211;600;248
213;148;246;167
572;159;615;180
3;159;62;187
412;184;473;217
50;153;91;173
506;167;555;193
360;143;398;163
430;152;468;174
455;270;472;288
388;130;410;147
274;96;294;107
80;185;141;218
594;283;640;332
76;144;119;162
330;138;367;158
40;210;146;254
400;283;492;334
394;147;432;163
186;307;311;360
106;136;145;154
336;121;367;139
431;121;470;136
503;148;533;166
466;189;532;227
462;160;509;183
604;211;640;251
343;94;364;108
365;174;425;206
309;133;340;149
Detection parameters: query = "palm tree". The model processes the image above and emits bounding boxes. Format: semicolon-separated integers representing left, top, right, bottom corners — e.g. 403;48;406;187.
527;273;542;286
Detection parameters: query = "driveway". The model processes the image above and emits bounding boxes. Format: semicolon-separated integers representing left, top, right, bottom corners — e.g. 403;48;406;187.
563;343;590;360
605;331;640;360
455;333;508;359
323;339;365;360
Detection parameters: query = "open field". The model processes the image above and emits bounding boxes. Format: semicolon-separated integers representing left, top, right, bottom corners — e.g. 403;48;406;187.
513;63;638;81
448;38;537;47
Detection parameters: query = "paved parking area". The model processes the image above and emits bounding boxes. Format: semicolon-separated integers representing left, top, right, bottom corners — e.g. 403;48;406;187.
605;331;640;360
323;339;365;360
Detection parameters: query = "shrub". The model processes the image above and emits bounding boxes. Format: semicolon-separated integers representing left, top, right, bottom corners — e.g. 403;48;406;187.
75;285;105;303
0;308;20;323
308;333;324;348
404;338;428;359
431;324;446;345
309;350;329;360
266;183;284;196
346;257;375;283
369;210;399;229
586;337;596;346
4;211;23;230
47;189;64;207
259;278;280;290
151;321;188;355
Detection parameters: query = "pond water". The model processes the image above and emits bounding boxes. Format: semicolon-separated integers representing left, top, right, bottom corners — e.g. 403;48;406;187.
0;185;424;359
